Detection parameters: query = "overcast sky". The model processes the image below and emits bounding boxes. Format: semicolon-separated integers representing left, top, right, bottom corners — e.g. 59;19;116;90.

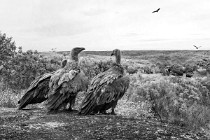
0;0;210;51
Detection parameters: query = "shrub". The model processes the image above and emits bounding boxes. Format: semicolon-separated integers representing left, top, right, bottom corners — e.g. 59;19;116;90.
1;50;60;90
142;66;153;74
0;32;16;66
79;56;113;80
0;83;22;107
128;73;210;129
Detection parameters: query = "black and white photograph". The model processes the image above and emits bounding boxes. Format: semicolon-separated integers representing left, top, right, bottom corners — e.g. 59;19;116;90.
0;0;210;139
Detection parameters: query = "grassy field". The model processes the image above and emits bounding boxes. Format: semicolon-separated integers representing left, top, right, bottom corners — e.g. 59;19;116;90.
1;50;210;136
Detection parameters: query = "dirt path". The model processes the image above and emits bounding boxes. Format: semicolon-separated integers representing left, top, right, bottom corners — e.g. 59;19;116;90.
0;108;208;140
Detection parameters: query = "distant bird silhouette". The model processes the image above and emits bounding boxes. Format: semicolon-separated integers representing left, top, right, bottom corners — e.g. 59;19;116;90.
152;8;160;13
193;45;202;49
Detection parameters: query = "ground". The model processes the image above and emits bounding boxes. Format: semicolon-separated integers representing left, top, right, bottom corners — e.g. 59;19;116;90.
0;108;208;140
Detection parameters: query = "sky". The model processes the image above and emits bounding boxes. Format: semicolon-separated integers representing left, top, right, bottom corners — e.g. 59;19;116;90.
0;0;210;51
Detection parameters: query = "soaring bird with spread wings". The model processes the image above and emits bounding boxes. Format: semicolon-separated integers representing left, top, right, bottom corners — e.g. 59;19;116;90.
152;8;160;13
45;47;89;111
18;59;67;110
193;45;202;49
79;49;130;115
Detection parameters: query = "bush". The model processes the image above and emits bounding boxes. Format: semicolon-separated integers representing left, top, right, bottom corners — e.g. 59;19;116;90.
0;83;22;107
79;56;113;80
1;50;60;90
0;32;61;90
128;73;210;129
0;32;16;66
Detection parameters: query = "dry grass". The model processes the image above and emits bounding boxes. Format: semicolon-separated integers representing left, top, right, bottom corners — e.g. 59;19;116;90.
0;83;23;108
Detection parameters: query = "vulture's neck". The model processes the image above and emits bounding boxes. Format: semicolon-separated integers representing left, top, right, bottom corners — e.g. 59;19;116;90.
207;72;210;81
70;52;79;61
115;53;121;64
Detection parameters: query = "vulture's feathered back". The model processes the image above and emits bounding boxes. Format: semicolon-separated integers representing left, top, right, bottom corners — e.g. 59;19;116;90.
18;59;67;110
79;49;130;115
46;47;89;111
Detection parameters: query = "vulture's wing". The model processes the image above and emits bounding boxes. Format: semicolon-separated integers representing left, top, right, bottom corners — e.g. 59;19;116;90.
18;72;53;109
46;69;88;110
26;72;53;93
90;69;121;91
96;76;130;105
48;60;79;94
80;69;125;114
48;68;66;96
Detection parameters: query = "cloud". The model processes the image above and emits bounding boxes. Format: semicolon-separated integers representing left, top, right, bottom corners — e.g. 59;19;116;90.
1;0;210;51
30;21;94;37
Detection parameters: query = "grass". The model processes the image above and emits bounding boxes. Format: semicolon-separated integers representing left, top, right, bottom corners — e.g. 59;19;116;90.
0;83;22;108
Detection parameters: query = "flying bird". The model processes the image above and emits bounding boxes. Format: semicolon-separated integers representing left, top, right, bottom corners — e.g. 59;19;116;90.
18;59;67;110
46;47;89;111
152;8;160;13
79;49;130;115
193;45;202;49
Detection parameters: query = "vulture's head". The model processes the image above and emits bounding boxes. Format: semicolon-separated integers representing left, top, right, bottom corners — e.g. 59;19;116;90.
111;49;121;57
70;47;85;61
71;47;85;55
61;59;67;68
111;49;121;64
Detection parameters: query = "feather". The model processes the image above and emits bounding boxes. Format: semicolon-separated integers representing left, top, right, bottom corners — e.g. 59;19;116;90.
46;70;89;111
18;59;68;110
18;73;52;109
79;49;130;115
46;47;88;111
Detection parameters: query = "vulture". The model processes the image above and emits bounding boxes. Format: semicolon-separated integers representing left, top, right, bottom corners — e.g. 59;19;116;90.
193;45;202;49
79;49;130;115
45;47;89;111
152;8;160;13
18;59;67;110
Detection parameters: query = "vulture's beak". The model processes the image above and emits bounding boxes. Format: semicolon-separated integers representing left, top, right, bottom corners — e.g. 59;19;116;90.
111;52;114;56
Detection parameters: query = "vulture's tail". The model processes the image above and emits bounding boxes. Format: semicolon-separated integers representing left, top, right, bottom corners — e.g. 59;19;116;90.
45;86;70;111
79;90;97;115
18;90;34;109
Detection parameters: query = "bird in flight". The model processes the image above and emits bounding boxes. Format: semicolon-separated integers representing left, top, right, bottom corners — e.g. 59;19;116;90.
152;8;160;13
193;45;202;49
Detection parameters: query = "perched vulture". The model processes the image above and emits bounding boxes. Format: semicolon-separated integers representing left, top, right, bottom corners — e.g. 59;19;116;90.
18;59;67;110
45;47;89;111
79;49;130;115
